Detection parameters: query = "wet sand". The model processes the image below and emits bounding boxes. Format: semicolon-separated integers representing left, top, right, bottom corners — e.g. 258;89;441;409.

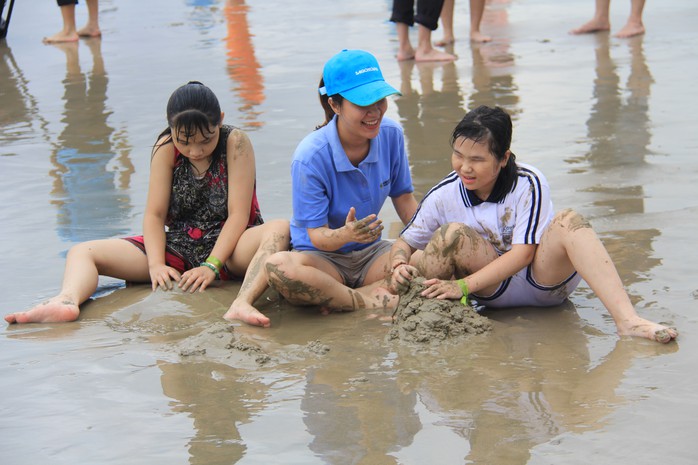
2;0;698;463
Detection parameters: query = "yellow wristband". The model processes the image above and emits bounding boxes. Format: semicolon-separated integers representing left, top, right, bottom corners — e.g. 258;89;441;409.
205;255;223;271
457;278;469;306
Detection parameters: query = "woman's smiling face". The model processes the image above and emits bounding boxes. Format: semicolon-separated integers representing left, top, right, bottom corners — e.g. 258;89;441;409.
333;97;388;143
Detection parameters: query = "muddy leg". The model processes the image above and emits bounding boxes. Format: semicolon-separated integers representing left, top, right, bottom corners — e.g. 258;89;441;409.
417;223;498;278
265;252;397;313
535;209;677;343
224;221;290;327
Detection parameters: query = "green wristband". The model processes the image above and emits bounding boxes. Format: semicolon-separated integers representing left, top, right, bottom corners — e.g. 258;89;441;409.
205;255;223;271
457;278;469;306
200;262;220;279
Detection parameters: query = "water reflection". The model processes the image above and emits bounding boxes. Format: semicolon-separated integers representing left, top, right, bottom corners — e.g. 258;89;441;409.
395;60;464;199
394;1;519;200
466;0;518;114
390;302;674;463
224;0;265;129
570;35;659;293
0;42;48;147
585;36;653;167
159;360;256;464
572;35;653;213
150;303;674;464
183;0;265;129
186;0;220;35
300;342;420;464
48;39;133;242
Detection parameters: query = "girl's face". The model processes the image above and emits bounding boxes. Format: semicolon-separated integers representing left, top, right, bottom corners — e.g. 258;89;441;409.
332;98;388;144
451;136;509;200
172;124;220;162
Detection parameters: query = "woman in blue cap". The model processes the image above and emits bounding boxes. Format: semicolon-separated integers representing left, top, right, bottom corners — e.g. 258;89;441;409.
265;49;418;316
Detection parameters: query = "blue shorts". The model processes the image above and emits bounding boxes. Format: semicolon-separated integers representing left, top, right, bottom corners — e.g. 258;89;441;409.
472;265;582;308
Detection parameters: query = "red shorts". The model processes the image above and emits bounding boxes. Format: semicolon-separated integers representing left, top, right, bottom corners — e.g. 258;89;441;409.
123;236;233;280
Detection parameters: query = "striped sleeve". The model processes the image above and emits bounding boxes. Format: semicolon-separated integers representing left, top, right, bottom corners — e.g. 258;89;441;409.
513;166;551;245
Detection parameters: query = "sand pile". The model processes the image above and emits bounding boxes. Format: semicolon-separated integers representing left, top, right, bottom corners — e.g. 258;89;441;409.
177;322;273;366
174;321;331;367
389;277;492;344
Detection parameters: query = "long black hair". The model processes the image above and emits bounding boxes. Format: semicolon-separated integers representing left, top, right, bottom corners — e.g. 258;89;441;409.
451;105;518;200
155;81;222;148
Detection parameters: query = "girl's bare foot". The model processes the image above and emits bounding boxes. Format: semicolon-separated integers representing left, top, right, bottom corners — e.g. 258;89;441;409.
5;295;80;324
77;25;101;38
617;316;678;343
435;35;455;47
570;19;611;35
415;48;457;62
470;31;492;43
43;31;79;44
223;300;271;328
397;46;416;61
615;23;645;38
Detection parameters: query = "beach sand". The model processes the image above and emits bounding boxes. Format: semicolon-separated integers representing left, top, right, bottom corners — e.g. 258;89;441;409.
1;0;697;463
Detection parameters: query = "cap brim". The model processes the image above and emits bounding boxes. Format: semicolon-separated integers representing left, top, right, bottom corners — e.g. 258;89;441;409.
340;80;401;106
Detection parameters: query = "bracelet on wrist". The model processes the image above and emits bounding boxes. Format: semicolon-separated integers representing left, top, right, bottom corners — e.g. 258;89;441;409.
200;261;220;279
456;278;469;306
205;255;223;271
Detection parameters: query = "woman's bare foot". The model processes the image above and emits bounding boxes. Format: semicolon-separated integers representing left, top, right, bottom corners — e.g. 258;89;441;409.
77;25;101;38
415;47;457;63
5;295;80;324
397;46;416;61
570;19;611;35
223;299;271;328
43;30;79;44
617;316;678;343
614;22;645;38
435;35;455;47
470;31;492;43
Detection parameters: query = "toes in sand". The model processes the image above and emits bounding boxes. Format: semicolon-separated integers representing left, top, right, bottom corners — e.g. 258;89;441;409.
415;48;457;62
5;296;80;324
569;20;611;35
619;318;678;344
43;32;79;44
223;300;271;328
77;26;102;38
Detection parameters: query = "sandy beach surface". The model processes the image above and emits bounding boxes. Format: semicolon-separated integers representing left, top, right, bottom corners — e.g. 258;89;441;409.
1;0;697;463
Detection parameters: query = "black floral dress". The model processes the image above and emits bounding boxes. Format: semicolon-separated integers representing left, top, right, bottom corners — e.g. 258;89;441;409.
126;125;263;273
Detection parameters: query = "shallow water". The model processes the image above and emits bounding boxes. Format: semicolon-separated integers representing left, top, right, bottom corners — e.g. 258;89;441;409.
2;0;698;463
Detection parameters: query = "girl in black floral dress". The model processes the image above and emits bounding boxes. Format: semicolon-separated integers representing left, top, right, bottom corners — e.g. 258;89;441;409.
6;82;289;327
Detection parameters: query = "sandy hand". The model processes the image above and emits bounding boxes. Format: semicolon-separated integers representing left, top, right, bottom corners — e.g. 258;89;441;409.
421;278;463;300
344;207;384;243
390;264;420;295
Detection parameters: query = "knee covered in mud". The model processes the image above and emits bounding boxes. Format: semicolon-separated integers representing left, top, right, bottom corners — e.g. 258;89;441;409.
554;209;591;232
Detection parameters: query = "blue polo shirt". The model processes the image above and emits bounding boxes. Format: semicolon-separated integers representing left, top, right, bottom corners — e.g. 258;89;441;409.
290;115;414;253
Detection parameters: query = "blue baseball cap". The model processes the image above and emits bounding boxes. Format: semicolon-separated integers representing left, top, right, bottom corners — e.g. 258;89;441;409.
319;49;401;106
